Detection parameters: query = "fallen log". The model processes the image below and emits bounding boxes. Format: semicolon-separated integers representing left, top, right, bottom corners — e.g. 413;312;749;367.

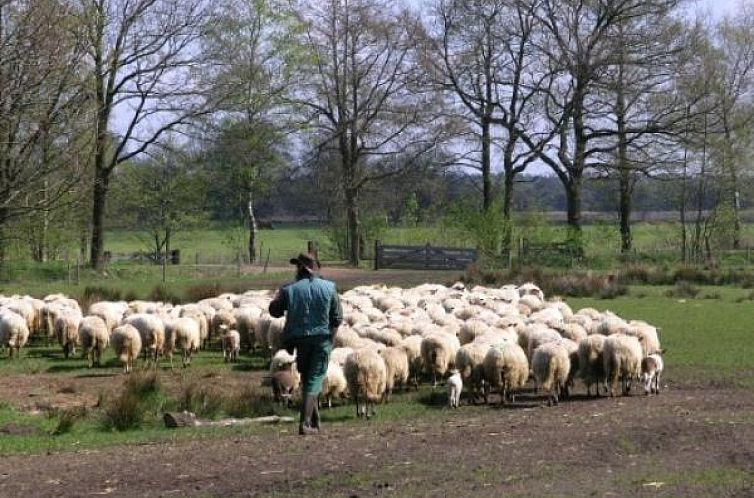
163;411;295;429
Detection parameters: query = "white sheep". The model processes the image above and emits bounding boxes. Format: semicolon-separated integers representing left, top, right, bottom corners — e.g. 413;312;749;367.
455;342;490;402
111;324;142;373
344;349;387;419
54;311;82;358
0;310;29;358
420;332;460;387
222;328;241;363
78;316;110;368
211;309;236;346
164;317;201;368
447;369;462;408
603;334;643;397
88;301;127;333
483;342;529;405
578;335;607;397
641;352;664;395
321;361;348;408
532;342;571;406
379;346;409;401
458;319;491;345
123;313;165;365
400;335;423;388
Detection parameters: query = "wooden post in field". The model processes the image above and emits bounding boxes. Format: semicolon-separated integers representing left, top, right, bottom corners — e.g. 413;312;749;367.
162;247;167;283
75;255;80;285
374;240;380;270
236;252;241;278
195;252;199;277
258;241;264;267
263;248;271;273
66;251;71;286
307;240;318;261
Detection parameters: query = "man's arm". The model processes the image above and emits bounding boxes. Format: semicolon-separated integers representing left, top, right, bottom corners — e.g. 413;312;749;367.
329;289;343;337
269;288;287;318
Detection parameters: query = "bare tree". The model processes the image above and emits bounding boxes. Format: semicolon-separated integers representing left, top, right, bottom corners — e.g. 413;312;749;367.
291;0;449;266
0;0;89;262
80;0;214;269
519;0;679;245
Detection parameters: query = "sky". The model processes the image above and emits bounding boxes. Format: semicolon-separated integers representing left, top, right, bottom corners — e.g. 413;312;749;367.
702;0;740;17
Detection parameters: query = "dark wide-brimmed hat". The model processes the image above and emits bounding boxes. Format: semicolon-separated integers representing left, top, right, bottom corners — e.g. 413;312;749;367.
289;252;320;272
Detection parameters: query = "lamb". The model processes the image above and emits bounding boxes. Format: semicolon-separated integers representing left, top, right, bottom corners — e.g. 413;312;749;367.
321;361;348;408
54;311;82;358
578;335;607;397
0;310;29;358
111;324;142;373
211;309;236;347
603;334;643;397
222;328;241;363
532;342;571;406
482;342;529;405
447;369;462;408
379;346;409;401
641;352;664;395
420;332;460;387
123;313;165;365
164;317;201;368
344;349;387;419
78;316;110;368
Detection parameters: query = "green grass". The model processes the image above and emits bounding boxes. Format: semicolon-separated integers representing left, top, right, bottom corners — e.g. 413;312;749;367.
569;286;754;385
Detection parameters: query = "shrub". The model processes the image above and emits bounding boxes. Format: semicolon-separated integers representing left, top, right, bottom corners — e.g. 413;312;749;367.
102;391;145;431
665;281;700;299
52;407;86;436
124;371;161;399
184;283;224;303
224;385;283;419
148;284;181;304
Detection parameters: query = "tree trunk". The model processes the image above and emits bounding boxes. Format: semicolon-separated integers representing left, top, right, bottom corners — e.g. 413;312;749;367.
481;117;492;212
345;188;360;267
247;188;257;264
502;171;514;250
565;177;582;231
618;170;632;253
90;165;109;270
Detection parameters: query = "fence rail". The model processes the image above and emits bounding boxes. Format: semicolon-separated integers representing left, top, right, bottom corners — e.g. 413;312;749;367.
374;242;477;270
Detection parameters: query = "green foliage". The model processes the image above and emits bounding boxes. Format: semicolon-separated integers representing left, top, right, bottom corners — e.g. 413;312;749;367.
102;372;164;432
444;201;509;258
401;192;420;227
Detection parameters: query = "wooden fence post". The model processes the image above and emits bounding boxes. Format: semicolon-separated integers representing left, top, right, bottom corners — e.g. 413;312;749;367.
374;240;380;270
75;255;80;285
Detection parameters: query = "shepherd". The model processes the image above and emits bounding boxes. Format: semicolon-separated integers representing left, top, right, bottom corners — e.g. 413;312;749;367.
269;252;343;435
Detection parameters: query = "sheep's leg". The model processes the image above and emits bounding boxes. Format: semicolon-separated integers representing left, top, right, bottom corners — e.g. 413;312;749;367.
655;373;661;394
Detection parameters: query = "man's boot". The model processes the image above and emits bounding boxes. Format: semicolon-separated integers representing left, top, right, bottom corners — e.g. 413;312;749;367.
298;394;319;435
311;396;322;432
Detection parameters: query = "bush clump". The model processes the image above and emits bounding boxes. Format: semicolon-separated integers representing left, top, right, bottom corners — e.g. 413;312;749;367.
102;371;163;431
665;281;700;299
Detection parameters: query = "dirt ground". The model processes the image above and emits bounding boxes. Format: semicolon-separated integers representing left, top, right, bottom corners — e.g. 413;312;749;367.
0;375;752;498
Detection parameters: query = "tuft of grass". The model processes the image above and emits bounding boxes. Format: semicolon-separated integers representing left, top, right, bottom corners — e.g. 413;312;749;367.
179;383;225;419
52;407;86;436
102;391;145;431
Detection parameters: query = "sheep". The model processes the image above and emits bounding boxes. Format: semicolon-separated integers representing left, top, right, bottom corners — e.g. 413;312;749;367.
455;342;490;402
123;313;165;365
321;361;348;408
420;332;460;387
265;317;286;355
111;324;142;373
222;328;241;363
88;301;127;333
333;326;362;349
603;334;643;397
0;310;29;358
458;319;491;345
330;347;355;368
54;311;82;358
401;335;423;388
532;342;571;406
270;348;297;373
211;309;236;347
271;370;299;407
518;282;544;300
234;307;261;351
559;338;580;397
641;352;664;395
447;369;462;408
78;316;110;368
526;326;562;361
344;349;387;419
164;317;201;368
482;342;529;405
179;307;209;348
379;346;409;401
627;321;661;356
578;335;607;397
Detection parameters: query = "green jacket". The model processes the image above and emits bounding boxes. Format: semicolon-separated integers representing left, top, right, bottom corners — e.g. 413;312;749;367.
269;275;343;341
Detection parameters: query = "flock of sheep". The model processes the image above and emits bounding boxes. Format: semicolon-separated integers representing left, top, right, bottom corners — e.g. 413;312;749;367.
0;281;665;418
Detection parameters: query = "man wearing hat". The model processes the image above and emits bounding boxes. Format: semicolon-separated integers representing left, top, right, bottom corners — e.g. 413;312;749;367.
269;252;343;435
